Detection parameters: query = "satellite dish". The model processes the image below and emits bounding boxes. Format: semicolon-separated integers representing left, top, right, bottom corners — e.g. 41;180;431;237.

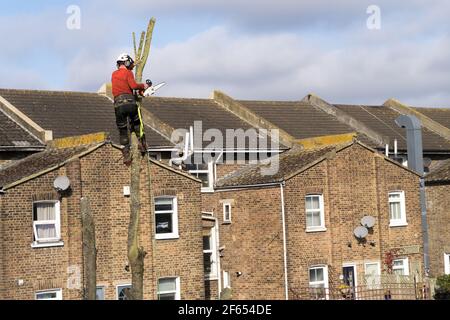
353;226;368;239
54;176;70;192
361;216;376;228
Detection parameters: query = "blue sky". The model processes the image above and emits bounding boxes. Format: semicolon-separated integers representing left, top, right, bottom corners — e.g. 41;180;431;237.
0;0;449;106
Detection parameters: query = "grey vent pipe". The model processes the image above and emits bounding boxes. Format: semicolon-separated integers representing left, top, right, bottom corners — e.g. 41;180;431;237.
395;115;429;276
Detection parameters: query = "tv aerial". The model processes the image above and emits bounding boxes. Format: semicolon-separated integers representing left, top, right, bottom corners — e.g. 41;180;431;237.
53;176;71;192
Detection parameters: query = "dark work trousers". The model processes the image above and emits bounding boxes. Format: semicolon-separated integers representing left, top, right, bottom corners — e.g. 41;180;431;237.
114;94;141;148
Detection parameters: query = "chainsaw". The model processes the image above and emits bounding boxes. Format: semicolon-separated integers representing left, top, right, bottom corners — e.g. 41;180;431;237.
142;79;166;97
133;79;166;145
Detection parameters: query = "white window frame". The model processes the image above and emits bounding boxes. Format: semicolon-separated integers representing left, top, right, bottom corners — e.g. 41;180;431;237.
223;203;232;223
308;265;329;300
223;270;231;288
96;286;106;300
35;288;62;300
388;191;407;227
154;196;179;240
157;277;181;300
32;200;62;247
116;284;131;300
305;194;326;232
189;161;214;193
203;226;218;280
392;258;410;276
364;261;381;289
444;253;450;275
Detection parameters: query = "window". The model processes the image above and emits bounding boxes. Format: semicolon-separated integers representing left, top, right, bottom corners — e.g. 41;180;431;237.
203;227;218;279
157;277;180;300
35;289;62;300
364;262;381;289
149;152;161;161
223;203;231;223
96;286;105;300
305;195;325;231
223;271;231;288
187;162;214;192
444;253;450;275
392;258;410;276
32;201;61;245
309;266;329;299
155;197;179;239
388;191;407;226
116;284;131;300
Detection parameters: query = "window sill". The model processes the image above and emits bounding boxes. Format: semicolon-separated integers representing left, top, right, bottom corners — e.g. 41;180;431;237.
389;222;408;227
31;241;64;248
201;188;214;193
222;221;232;225
155;234;179;240
306;227;327;233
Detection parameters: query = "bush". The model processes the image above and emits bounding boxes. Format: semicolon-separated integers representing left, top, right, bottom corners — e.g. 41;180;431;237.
433;275;450;300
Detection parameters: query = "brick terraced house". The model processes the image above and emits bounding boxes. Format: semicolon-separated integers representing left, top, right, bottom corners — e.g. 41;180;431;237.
204;140;424;299
1;87;449;299
425;159;450;277
0;133;204;300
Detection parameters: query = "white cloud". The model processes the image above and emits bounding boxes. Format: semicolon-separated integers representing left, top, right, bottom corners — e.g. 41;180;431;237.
140;25;450;106
0;1;449;107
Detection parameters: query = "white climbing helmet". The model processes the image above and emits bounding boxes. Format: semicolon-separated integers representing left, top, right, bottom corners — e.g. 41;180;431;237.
116;53;132;62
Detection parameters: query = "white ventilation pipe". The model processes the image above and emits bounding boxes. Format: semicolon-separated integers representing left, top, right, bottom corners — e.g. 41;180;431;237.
169;131;191;166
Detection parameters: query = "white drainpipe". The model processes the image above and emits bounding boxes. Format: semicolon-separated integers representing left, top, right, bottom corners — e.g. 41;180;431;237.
169;131;191;166
280;182;289;300
215;217;222;297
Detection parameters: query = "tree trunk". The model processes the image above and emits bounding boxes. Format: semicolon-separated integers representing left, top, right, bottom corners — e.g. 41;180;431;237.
127;133;147;299
81;197;96;300
125;17;155;300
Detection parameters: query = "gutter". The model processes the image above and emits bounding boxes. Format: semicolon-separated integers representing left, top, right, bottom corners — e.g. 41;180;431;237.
214;181;282;191
280;182;289;300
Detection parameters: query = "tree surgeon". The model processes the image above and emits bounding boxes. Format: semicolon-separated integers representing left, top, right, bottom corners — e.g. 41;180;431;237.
111;53;149;165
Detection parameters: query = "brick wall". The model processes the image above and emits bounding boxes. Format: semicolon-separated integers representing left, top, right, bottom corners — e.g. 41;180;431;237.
202;186;286;300
205;144;424;299
0;143;204;300
426;182;450;277
285;144;423;295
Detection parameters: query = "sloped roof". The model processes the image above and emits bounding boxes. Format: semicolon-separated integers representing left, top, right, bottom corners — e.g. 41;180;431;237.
216;144;338;188
413;107;450;130
216;140;420;188
141;97;282;150
0;89;173;148
425;158;450;183
0;141;201;190
0;108;43;149
237;100;375;145
0;143;102;189
334;104;450;152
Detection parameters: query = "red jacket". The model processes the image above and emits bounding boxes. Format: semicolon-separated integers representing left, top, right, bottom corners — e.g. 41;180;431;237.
111;68;145;98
